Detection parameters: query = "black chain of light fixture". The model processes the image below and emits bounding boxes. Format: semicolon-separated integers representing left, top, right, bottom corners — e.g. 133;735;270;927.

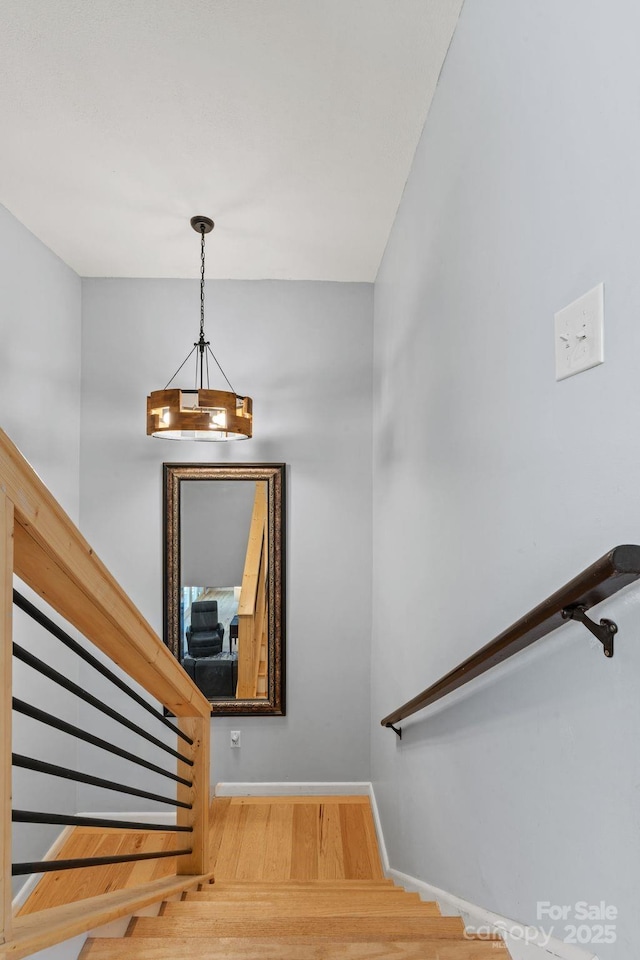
164;216;239;395
196;224;208;389
199;224;206;345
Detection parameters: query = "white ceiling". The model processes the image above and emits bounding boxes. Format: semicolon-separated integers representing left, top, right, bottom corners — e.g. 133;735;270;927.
0;1;462;281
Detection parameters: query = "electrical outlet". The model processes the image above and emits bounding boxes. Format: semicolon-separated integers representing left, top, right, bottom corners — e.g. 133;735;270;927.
554;283;604;381
230;730;241;749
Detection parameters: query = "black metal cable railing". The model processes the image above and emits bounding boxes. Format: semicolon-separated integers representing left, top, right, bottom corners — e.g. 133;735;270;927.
12;850;193;877
13;699;192;786
12;644;192;764
12;810;192;832
11;591;194;877
13;755;192;808
13;590;193;745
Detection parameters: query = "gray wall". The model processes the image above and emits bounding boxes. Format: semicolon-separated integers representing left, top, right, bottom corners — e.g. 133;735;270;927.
0;204;81;516
0;203;82;873
79;278;373;797
181;480;255;588
372;1;640;957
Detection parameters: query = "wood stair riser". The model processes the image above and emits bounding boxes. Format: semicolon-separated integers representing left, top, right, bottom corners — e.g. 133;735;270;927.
184;891;420;904
164;901;440;919
185;890;419;902
81;937;509;960
128;915;468;939
190;888;407;901
204;880;396;891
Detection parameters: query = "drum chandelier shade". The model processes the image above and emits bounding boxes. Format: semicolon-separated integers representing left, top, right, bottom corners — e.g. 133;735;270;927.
146;216;253;441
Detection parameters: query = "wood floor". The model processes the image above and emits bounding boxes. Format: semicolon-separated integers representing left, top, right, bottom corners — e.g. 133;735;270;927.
210;796;384;882
18;796;383;913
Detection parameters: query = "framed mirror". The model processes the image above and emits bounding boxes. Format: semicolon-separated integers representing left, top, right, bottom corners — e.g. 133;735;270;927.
163;462;286;715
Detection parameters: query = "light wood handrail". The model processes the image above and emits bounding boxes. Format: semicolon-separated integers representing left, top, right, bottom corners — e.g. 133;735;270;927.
0;431;210;719
1;494;14;951
3;874;213;960
0;429;211;957
237;482;268;619
236;482;268;698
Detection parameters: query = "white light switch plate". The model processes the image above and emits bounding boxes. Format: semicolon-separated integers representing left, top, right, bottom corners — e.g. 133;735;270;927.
554;283;604;380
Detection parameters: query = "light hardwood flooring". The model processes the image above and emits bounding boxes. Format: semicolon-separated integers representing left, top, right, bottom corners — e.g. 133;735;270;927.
17;796;383;914
210;796;383;882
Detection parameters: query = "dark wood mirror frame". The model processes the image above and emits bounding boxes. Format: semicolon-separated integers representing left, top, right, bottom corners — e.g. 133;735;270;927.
163;462;286;716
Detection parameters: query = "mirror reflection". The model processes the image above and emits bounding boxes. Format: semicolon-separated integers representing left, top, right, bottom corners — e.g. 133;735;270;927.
163;464;285;715
182;479;265;699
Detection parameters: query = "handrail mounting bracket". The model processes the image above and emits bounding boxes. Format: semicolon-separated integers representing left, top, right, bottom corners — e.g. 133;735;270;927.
386;723;402;739
561;605;617;658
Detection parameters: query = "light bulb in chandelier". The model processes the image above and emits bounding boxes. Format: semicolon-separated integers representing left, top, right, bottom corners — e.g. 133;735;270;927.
146;215;253;441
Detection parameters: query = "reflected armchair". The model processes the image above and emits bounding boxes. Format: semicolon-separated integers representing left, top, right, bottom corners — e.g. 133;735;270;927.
186;599;224;658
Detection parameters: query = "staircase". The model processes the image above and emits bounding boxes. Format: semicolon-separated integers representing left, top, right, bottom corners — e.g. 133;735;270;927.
1;435;511;960
80;878;508;959
19;796;510;959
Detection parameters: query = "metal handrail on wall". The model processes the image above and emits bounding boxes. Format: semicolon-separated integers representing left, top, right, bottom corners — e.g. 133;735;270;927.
381;545;640;738
0;429;213;960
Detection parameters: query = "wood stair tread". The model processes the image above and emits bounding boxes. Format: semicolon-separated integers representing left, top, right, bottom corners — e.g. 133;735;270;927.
82;937;509;959
128;915;469;939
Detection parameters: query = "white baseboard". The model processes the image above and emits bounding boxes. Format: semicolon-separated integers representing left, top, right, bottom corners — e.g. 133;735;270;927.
75;811;178;824
387;868;597;960
368;784;595;960
366;783;390;875
214;781;371;797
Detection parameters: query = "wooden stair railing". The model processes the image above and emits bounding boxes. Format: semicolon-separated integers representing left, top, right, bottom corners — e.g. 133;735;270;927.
0;429;212;960
236;481;268;699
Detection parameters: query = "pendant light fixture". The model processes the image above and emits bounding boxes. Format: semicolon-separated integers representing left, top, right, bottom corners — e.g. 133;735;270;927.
146;216;252;440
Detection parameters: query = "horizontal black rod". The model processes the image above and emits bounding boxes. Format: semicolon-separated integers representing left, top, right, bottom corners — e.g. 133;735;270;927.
381;544;640;729
12;698;192;788
12;848;192;877
13;588;193;746
12;643;192;766
12;754;192;810
12;810;192;832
